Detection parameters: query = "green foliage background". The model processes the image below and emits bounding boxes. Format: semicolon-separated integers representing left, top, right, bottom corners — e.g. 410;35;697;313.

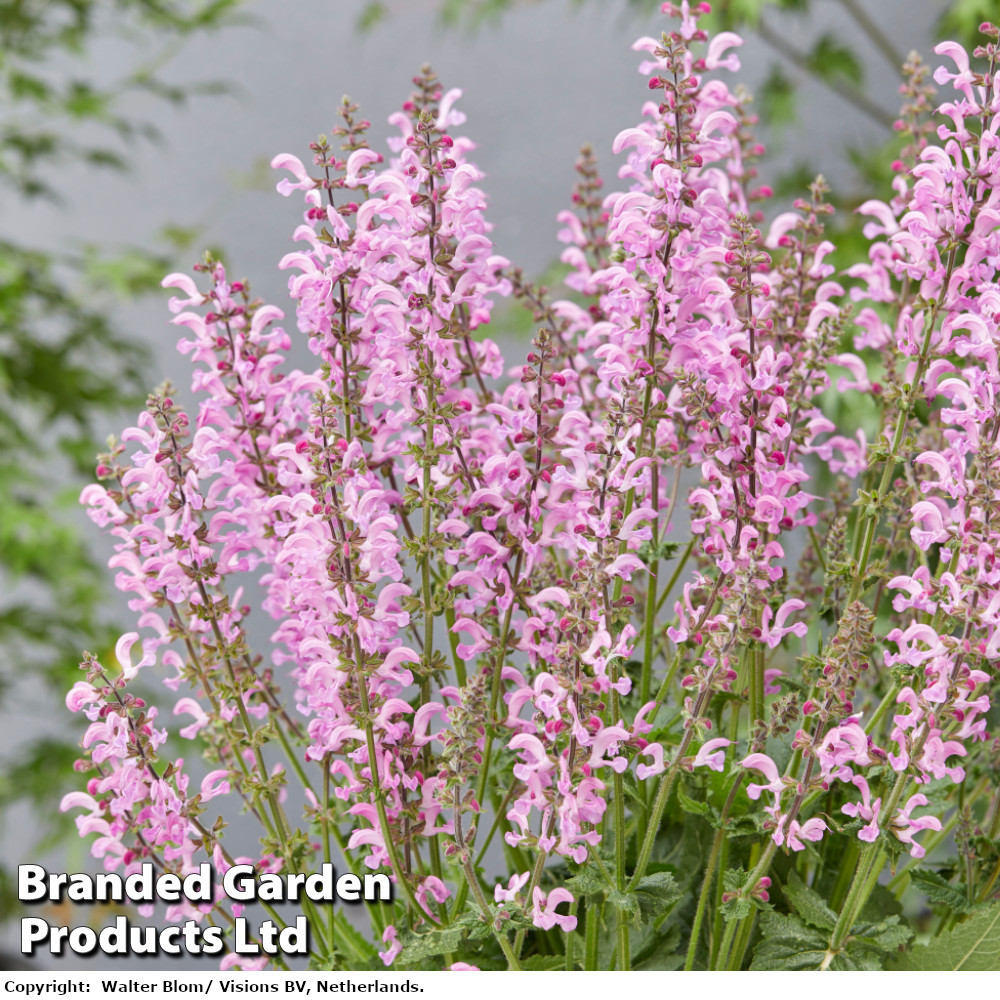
0;0;243;927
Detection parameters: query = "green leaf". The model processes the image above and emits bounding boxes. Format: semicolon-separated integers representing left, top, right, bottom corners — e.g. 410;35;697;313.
857;881;903;924
720;895;753;922
750;912;829;970
637;539;683;563
937;0;999;50
759;65;796;126
908;868;973;914
9;71;52;103
782;871;837;932
701;0;770;30
631;921;683;970
397;924;467;963
719;866;756;921
752;905;904;970
806;33;864;85
888;903;1000;971
520;954;565;970
676;781;713;819
81;245;175;299
357;1;387;30
331;911;378;964
64;81;110;119
607;887;640;922
850;916;912;963
633;871;682;922
620;768;646;808
722;866;749;893
566;864;611;898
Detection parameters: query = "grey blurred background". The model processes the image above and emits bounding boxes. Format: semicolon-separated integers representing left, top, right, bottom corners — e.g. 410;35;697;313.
0;0;950;968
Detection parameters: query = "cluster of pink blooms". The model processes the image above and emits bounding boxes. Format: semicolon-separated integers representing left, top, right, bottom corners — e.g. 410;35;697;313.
63;0;998;970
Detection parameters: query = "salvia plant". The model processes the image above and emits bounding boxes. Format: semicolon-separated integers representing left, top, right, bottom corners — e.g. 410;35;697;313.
63;0;1000;972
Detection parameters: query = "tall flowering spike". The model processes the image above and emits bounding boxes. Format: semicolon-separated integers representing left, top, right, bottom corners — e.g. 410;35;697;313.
62;11;1000;973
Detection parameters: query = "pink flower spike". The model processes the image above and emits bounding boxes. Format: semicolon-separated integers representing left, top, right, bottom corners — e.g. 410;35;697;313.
270;153;313;197
66;681;100;713
173;697;209;739
416;876;450;916
586;725;631;772
741;753;785;799
892;793;943;858
60;791;100;816
378;925;401;967
115;632;153;681
842;774;876;822
857;801;882;843
161;272;202;314
787;817;827;851
692;737;732;771
494;871;530;903
759;598;808;649
200;770;231;802
705;31;743;72
636;743;665;780
220;955;268;972
532;887;577;932
932;41;976;102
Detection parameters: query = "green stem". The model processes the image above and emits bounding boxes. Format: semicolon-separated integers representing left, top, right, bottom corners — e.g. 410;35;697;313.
489;552;524;716
652;644;684;708
514;837;550;958
806;524;827;571
628;652;714;890
353;639;425;921
654;538;696;616
976;855;1000;904
684;772;745;970
848;246;957;604
195;583;336;956
443;605;466;686
473;784;517;869
322;757;336;958
616;911;630;972
831;843;886;951
748;642;763;735
685;829;724;970
715;840;775;970
711;834;728;969
830;839;860;912
604;631;630;972
628;744;692;891
641;526;659;705
450;739;495;922
417;395;446;891
865;681;900;737
715;914;740;972
459;852;521;970
585;898;601;970
565;900;579;970
728;912;756;971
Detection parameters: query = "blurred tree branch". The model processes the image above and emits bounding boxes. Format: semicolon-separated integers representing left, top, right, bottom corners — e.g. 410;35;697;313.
380;0;968;133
